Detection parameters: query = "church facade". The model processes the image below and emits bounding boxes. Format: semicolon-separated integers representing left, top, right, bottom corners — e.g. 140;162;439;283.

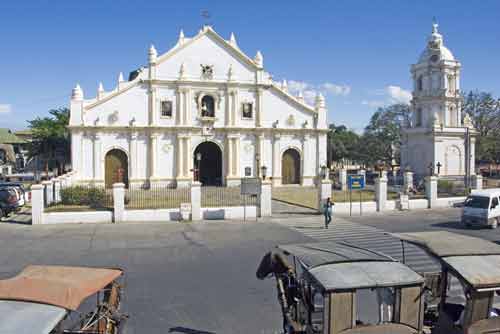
69;26;328;188
401;23;476;178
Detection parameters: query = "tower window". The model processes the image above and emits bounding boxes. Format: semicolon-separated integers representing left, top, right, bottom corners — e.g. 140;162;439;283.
161;100;173;117
417;76;423;91
416;108;423;127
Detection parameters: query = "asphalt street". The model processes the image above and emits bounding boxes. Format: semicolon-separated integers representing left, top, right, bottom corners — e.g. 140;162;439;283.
0;206;495;333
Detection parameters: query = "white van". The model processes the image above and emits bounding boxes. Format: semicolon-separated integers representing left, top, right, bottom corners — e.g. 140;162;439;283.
461;189;500;229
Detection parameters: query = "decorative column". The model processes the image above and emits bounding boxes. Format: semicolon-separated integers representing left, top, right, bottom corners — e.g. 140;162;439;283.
472;174;483;190
150;133;159;180
226;134;241;186
176;134;191;187
259;180;272;217
339;168;348;191
256;134;265;176
176;88;184;126
129;132;138;186
256;88;263;127
92;133;101;183
272;133;281;187
190;181;202;221
113;183;125;223
302;134;313;186
176;135;184;179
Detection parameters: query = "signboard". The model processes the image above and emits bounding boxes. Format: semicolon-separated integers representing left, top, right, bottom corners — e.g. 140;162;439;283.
241;178;261;195
348;175;365;190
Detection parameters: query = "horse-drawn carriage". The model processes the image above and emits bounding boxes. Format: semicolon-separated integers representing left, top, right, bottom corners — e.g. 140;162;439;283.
393;231;500;334
0;265;127;334
257;241;426;334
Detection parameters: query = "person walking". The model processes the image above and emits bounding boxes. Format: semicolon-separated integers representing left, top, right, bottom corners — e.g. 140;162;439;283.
323;197;334;228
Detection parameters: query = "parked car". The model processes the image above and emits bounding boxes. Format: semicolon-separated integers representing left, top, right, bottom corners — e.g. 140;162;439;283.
0;187;20;219
0;182;27;206
461;188;500;228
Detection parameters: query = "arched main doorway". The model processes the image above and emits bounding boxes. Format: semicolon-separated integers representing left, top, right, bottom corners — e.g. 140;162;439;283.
105;149;129;188
282;148;301;185
194;142;222;186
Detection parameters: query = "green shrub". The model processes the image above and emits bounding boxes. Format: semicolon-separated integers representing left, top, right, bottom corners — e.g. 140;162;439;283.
60;186;107;208
438;180;453;193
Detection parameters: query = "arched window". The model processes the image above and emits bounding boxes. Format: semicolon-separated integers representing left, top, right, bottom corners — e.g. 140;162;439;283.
448;75;456;93
201;95;215;117
417;76;423;91
416;108;423;127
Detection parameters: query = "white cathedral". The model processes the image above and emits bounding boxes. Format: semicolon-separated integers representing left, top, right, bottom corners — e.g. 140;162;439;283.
401;23;476;178
69;26;328;188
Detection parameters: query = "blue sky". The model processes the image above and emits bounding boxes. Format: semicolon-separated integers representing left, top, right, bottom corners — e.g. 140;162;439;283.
1;0;499;132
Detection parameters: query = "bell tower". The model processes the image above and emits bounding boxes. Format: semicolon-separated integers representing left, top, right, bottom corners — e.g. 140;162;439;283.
401;22;476;178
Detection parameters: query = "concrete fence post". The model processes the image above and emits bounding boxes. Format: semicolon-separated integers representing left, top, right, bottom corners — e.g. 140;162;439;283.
339;169;348;191
472;174;483;190
53;179;62;203
403;171;414;193
425;176;438;208
190;181;202;221
31;184;45;225
375;176;388;212
259;180;272;217
318;179;333;213
113;183;125;223
42;180;53;206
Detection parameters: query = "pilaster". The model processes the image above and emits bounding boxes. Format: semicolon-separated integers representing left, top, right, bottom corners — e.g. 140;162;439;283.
93;133;101;181
272;133;281;186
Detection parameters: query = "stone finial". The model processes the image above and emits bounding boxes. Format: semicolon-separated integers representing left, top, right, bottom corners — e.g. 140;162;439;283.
282;79;288;92
118;72;124;83
315;92;325;109
71;84;84;101
148;44;157;64
254;51;263;67
227;64;234;81
179;62;186;80
463;113;474;128
97;82;104;99
297;91;304;102
229;32;238;47
178;29;185;45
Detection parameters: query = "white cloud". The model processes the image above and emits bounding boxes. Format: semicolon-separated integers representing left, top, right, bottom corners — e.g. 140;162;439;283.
0;104;11;113
322;83;351;96
361;85;411;108
285;80;351;106
386;85;412;104
287;80;309;93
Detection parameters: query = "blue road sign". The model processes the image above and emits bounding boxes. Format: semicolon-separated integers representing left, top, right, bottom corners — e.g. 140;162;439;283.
348;175;365;190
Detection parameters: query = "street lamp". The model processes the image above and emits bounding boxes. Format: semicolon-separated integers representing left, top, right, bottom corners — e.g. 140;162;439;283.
255;153;260;177
261;165;267;180
195;152;202;182
428;162;435;176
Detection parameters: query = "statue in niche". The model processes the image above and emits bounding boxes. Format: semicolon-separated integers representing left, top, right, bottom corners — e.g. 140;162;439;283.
201;95;215;117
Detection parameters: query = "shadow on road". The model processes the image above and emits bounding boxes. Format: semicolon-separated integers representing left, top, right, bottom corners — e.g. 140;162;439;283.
432;221;482;230
1;210;31;225
169;327;216;334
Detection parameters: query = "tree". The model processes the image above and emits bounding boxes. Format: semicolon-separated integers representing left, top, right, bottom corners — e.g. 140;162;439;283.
461;91;500;163
327;124;360;166
28;107;70;176
359;103;411;168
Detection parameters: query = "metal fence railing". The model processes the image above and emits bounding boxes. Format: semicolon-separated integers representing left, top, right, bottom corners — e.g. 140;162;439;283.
438;177;467;198
272;186;318;209
201;186;258;208
484;178;500;189
46;184;113;212
125;184;190;210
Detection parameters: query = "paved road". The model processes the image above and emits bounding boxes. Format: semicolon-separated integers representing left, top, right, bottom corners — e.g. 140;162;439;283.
0;220;311;334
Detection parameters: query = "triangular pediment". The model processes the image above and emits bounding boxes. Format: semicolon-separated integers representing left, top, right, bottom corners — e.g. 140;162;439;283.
155;27;260;81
